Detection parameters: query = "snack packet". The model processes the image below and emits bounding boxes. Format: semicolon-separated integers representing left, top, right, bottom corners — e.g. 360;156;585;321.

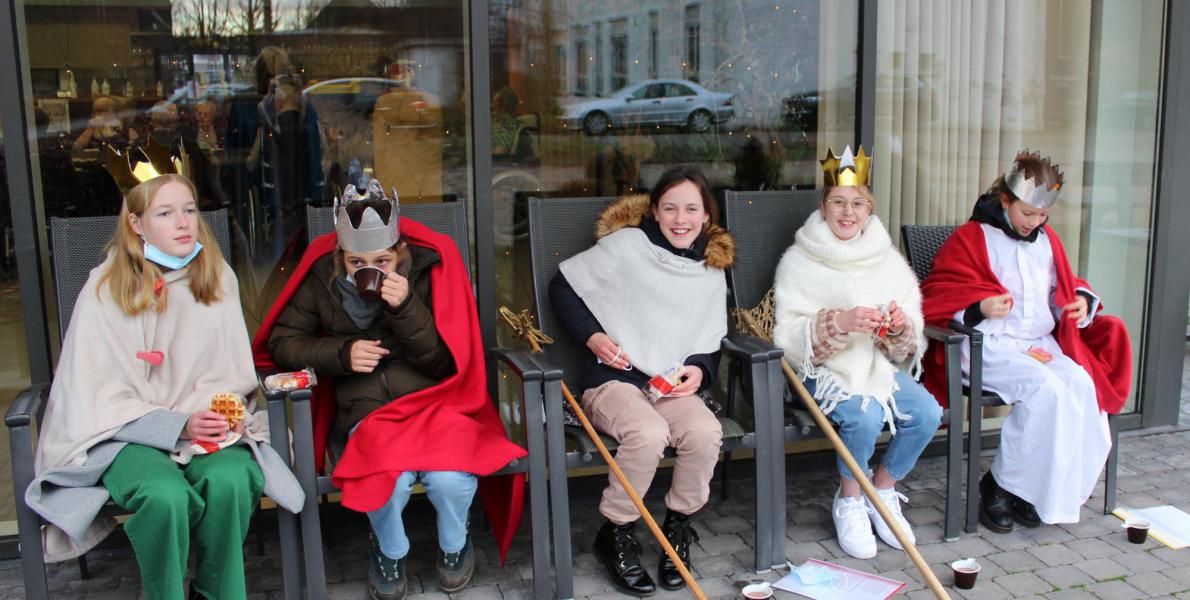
263;367;318;392
1026;347;1053;363
642;363;687;401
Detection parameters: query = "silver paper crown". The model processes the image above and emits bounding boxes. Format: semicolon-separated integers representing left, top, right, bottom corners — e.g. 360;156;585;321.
334;179;400;253
1003;150;1064;210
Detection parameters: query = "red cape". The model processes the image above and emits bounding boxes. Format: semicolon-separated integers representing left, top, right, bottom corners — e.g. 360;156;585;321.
252;218;528;561
920;221;1132;414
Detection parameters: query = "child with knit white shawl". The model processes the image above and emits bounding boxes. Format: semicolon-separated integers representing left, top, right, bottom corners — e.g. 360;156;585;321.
772;146;942;560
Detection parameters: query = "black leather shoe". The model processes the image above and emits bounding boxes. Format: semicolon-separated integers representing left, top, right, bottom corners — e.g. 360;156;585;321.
979;472;1015;534
658;509;700;591
1011;495;1042;528
594;520;656;597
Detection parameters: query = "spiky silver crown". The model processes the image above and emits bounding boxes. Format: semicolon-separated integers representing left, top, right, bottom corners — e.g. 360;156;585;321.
1004;150;1064;210
333;179;400;253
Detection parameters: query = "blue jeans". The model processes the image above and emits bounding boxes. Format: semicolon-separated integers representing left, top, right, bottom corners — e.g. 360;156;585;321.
805;370;942;481
367;470;478;559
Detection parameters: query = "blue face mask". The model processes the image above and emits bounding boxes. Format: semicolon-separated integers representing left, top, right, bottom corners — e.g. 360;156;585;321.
1003;208;1014;228
143;239;203;270
791;561;848;590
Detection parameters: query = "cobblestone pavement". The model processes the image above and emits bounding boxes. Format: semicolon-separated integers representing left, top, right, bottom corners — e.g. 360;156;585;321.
2;347;1188;599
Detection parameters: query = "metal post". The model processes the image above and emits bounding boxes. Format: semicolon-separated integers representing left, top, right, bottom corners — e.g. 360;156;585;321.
0;0;52;385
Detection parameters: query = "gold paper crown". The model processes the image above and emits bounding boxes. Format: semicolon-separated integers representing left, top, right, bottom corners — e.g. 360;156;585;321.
104;137;189;195
820;145;872;187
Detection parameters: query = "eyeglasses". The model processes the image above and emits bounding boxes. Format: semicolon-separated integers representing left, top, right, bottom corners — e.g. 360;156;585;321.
825;198;872;214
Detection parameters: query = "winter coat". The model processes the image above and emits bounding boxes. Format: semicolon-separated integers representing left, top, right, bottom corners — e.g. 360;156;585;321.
267;245;456;430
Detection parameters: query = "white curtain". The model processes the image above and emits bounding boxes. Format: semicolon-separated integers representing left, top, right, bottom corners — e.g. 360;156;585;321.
871;0;1093;253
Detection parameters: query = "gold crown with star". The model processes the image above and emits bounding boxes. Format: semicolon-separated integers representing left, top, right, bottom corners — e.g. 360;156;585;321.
820;145;872;187
104;137;190;195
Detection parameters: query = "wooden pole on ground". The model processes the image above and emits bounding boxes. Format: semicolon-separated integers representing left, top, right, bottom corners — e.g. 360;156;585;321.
499;307;707;600
734;309;950;600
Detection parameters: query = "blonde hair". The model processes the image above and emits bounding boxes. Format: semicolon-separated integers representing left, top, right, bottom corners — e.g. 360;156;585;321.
821;184;876;207
98;174;225;315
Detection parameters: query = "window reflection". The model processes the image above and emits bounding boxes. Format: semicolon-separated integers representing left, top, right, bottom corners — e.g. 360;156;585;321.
24;0;471;335
485;0;857;415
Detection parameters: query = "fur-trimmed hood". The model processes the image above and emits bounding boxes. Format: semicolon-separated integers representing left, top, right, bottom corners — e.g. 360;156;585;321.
593;194;735;269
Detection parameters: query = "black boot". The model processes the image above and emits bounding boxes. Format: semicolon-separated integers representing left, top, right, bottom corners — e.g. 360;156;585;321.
979;472;1015;533
594;520;656;597
658;509;700;591
1011;495;1042;528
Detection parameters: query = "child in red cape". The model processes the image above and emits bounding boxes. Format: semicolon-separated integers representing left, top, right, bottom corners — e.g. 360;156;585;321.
921;151;1131;534
252;180;525;599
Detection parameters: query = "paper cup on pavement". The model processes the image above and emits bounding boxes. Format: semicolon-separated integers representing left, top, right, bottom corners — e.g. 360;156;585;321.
1124;518;1151;544
741;581;773;599
950;558;981;590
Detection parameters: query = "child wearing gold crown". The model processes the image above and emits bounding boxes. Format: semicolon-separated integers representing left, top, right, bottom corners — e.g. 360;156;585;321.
922;151;1132;532
25;140;304;600
772;147;942;559
254;177;526;600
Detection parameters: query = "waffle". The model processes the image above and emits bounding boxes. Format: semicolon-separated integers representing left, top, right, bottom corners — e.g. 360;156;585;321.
209;393;246;427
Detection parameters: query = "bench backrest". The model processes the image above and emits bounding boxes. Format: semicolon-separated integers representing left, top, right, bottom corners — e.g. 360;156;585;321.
901;224;959;282
527;196;616;391
50;209;231;338
721;189;820;313
306;202;471;276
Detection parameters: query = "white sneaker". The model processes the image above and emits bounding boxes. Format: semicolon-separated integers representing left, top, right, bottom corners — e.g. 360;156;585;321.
864;487;915;550
832;489;877;559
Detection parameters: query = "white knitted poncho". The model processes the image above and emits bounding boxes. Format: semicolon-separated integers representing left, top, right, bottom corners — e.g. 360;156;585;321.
772;211;925;431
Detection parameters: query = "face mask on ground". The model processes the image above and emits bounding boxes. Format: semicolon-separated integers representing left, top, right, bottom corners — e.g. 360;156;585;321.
143;239;203;270
790;561;848;590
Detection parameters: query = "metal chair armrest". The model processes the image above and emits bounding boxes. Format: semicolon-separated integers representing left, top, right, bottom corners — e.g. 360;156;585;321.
924;324;964;345
6;384;49;428
946;319;984;342
722;334;784;364
490;347;545;382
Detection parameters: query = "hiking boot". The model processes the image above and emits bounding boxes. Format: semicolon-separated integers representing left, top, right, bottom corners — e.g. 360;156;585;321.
368;532;407;600
594;519;656;597
979;472;1015;534
658;509;700;590
436;535;475;593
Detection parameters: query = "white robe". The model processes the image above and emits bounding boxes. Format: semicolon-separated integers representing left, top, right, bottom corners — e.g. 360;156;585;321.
955;224;1111;524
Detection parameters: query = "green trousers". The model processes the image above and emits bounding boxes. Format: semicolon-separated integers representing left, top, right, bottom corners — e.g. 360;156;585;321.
102;443;264;600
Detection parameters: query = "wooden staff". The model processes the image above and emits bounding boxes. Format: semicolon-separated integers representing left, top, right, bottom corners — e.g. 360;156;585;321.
499;307;706;600
734;307;950;600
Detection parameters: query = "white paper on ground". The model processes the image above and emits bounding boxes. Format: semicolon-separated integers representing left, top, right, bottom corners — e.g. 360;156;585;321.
772;558;906;600
1113;505;1190;549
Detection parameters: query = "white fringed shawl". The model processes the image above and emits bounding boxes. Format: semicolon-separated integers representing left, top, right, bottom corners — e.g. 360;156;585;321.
772;212;925;431
559;227;727;377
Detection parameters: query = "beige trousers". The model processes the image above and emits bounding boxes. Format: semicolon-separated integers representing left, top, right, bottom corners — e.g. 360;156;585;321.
582;381;723;524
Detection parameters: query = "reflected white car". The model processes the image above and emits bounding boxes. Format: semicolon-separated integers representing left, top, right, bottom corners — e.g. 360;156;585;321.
560;79;734;135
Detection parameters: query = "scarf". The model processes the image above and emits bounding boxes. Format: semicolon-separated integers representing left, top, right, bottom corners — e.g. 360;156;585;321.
771;212;925;431
971;192;1044;242
558;227;728;377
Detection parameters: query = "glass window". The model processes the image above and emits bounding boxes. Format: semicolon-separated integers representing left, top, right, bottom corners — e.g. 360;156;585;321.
611;19;629;92
488;0;858;363
684;5;701;83
873;0;1165;412
21;0;473;360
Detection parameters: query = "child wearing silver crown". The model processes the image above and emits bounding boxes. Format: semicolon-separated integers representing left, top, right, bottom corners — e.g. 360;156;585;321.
261;179;525;599
922;151;1133;532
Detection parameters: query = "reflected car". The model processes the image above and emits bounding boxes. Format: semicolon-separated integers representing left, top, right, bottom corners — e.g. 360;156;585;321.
560;79;734;135
303;77;413;119
782;73;935;131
